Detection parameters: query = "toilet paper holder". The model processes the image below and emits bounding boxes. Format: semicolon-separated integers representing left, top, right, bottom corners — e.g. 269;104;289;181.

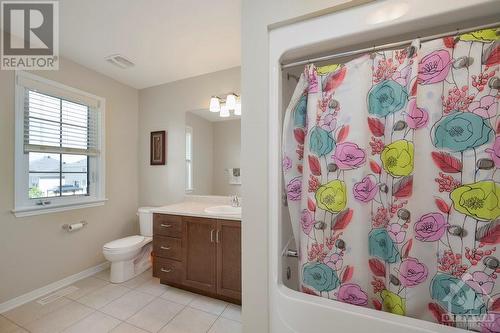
62;221;87;232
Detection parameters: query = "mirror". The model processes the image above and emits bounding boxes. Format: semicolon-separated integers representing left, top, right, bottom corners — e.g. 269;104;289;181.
185;110;241;196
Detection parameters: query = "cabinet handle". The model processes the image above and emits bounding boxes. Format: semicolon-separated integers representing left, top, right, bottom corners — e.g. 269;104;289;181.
216;230;220;243
160;246;171;250
210;229;215;243
160;224;172;228
161;268;173;273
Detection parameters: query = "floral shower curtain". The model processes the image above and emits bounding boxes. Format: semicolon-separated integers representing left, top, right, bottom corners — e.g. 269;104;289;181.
282;29;499;332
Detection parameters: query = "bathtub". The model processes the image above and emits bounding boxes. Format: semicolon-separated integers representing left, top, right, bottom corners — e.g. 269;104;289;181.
268;0;500;332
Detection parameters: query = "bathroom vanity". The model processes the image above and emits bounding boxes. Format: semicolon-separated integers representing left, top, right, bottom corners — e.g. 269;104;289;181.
151;201;241;304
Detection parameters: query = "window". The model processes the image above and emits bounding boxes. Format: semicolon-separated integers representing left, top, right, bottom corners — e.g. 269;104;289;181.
14;72;106;217
185;126;193;192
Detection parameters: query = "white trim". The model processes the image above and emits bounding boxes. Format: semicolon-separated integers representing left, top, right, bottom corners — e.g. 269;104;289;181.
12;198;108;217
0;261;110;313
14;71;107;216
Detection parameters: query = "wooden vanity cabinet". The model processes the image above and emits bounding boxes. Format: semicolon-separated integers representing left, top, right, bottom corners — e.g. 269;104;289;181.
152;213;241;304
183;217;218;293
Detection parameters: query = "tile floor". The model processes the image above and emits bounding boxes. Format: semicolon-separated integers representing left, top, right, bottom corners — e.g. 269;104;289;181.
0;269;242;333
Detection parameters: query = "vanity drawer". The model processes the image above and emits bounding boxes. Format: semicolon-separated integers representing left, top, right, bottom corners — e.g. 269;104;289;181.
154;257;184;284
153;236;183;261
153;214;183;238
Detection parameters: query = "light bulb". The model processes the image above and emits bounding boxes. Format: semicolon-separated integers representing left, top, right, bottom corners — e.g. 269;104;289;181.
220;105;230;117
234;101;241;116
226;94;236;110
209;96;220;112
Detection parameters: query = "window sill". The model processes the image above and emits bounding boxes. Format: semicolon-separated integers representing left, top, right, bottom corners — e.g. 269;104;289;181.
12;199;108;218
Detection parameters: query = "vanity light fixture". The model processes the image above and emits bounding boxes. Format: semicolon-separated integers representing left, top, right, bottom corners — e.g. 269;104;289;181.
209;96;221;112
234;98;241;116
220;104;230;118
226;93;237;110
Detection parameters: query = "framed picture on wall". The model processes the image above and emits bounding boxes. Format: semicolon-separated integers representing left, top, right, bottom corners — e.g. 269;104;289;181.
150;130;166;165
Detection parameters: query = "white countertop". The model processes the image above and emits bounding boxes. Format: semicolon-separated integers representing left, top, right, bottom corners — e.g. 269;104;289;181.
151;196;241;221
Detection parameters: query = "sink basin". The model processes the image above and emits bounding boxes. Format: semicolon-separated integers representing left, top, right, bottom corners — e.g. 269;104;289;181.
204;205;241;215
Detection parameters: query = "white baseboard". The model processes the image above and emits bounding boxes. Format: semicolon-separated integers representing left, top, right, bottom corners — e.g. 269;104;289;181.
0;261;110;313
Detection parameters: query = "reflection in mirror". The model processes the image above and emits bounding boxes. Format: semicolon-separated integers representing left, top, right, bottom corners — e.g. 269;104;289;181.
185;110;241;196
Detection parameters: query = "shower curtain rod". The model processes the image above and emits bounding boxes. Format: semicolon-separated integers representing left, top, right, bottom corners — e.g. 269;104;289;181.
281;22;500;69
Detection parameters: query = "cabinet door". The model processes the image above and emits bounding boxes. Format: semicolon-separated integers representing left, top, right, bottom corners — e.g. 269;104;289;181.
183;217;217;293
217;220;242;301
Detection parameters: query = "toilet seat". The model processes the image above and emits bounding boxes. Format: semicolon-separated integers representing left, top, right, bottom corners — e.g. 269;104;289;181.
103;235;148;253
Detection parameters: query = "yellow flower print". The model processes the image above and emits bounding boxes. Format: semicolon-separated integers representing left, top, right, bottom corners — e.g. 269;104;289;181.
380;290;406;316
459;29;499;42
315;180;347;213
317;64;342;75
380;140;414;177
451;181;500;221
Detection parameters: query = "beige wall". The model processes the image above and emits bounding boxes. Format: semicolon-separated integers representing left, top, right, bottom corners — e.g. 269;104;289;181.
0;58;139;303
213;120;241;196
186;112;214;195
139;67;240;206
240;1;365;332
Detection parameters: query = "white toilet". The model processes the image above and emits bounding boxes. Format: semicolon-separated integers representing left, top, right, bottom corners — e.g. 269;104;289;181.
103;207;154;283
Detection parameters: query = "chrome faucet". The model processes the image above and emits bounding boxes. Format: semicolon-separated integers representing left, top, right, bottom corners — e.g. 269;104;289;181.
231;195;241;207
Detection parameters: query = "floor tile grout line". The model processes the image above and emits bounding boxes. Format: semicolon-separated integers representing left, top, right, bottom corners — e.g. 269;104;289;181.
58;308;98;333
205;303;229;332
97;292;159;322
151;302;188;333
1;313;32;333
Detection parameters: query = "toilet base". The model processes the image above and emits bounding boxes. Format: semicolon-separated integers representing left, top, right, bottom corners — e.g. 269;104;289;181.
109;243;152;283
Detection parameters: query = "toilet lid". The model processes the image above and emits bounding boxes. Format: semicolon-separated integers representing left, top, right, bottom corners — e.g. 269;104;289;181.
103;235;145;250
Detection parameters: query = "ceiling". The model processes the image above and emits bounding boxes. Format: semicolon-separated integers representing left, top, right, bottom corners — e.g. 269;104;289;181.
59;0;241;89
189;109;240;122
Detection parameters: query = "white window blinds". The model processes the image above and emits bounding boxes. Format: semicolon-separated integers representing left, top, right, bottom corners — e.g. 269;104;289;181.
23;89;100;156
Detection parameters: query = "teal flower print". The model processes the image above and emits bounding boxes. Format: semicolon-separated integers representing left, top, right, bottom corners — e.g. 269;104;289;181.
433;112;493;152
302;262;339;292
430;274;487;315
368;80;408;118
309;126;335;157
369;228;400;263
294;95;307;128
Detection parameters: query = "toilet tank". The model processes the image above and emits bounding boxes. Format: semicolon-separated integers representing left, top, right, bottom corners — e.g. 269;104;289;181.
137;207;154;237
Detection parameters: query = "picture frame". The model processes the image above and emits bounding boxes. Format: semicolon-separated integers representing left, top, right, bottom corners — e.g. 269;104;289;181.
150;130;166;165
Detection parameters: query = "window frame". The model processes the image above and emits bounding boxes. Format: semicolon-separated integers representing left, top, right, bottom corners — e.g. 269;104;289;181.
185;126;193;192
13;71;106;217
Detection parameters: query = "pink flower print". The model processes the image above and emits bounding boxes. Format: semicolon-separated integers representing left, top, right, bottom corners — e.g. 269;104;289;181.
332;142;366;170
337;283;368;306
417;50;452;84
442;86;475;113
405;98;429;129
462;271;495;295
486;136;500;168
399;258;428;287
414;212;448;242
308;243;327;262
286;177;302;201
300;209;314;235
319;112;337;132
307;67;319;94
469;95;498;119
388;223;406;244
392;64;412;86
324;253;343;271
282;156;292;172
369;137;384;155
353;175;378;202
481;312;500;333
373;58;397;83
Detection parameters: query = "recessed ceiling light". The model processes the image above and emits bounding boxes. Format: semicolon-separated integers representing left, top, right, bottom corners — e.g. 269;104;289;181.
105;54;135;69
